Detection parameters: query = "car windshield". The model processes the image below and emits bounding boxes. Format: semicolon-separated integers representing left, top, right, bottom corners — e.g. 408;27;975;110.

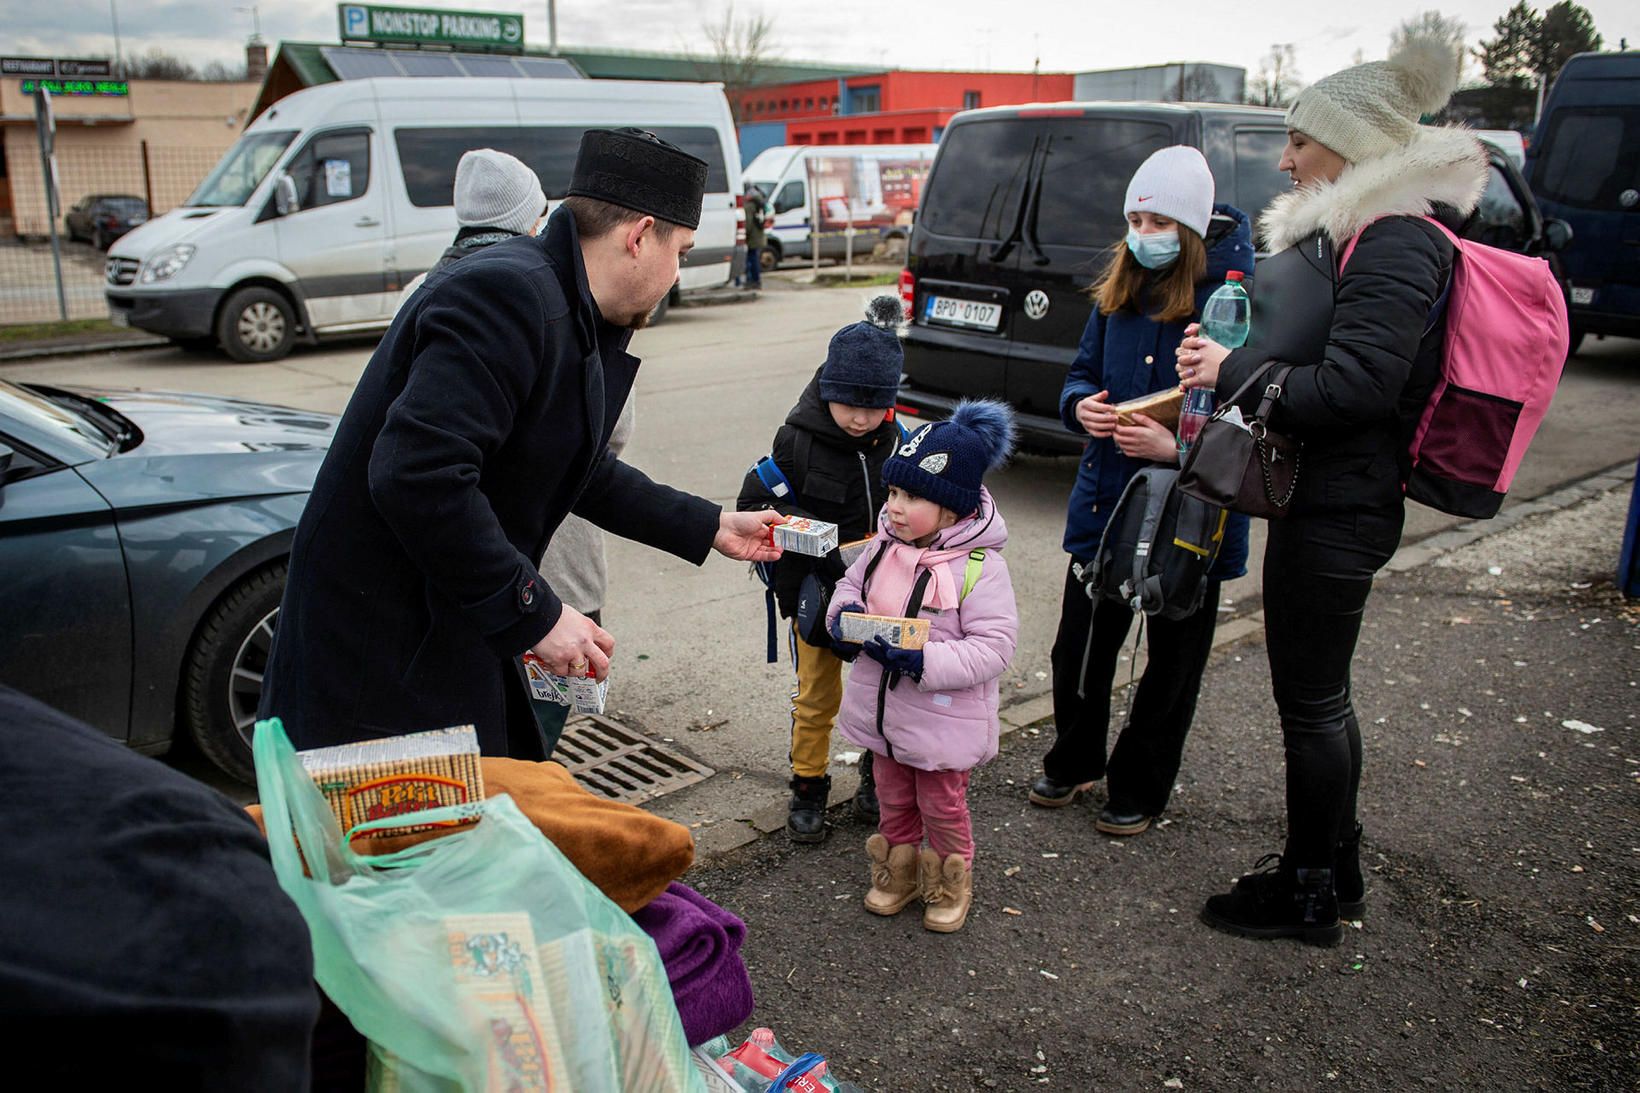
102;197;148;215
185;130;298;208
0;380;114;456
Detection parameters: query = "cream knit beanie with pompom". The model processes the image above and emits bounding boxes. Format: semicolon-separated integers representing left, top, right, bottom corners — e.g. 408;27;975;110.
1284;36;1463;163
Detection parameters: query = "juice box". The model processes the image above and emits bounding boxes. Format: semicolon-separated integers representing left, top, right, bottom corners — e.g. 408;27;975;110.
838;611;931;650
522;653;609;714
297;726;483;839
769;516;839;557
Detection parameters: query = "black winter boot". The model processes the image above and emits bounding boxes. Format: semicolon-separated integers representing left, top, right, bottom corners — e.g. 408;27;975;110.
1336;823;1366;919
852;750;880;823
786;774;831;844
1200;854;1342;947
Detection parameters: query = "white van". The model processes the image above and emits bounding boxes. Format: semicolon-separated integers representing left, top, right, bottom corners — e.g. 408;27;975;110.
742;143;937;269
105;77;741;361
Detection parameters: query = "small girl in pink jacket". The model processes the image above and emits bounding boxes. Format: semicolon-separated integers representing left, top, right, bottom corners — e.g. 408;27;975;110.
826;400;1019;933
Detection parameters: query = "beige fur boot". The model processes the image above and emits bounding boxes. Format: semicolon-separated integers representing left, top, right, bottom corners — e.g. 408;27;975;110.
919;848;972;933
864;834;920;915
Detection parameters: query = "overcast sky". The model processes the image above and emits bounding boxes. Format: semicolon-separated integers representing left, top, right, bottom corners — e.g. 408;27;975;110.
4;0;1636;84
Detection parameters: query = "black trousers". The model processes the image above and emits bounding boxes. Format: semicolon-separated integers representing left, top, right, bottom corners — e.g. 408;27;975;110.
1262;507;1402;869
1044;558;1222;815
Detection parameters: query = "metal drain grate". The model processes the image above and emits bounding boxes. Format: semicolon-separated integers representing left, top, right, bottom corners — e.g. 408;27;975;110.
555;714;715;803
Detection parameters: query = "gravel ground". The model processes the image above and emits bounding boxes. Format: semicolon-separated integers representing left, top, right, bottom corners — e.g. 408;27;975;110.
687;484;1639;1091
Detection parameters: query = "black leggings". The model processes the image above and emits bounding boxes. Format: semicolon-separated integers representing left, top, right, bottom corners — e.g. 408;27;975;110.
1262;507;1402;869
1044;558;1222;815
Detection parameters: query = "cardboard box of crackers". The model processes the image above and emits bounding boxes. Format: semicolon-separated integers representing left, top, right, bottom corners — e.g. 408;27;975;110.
838;611;931;650
297;725;484;839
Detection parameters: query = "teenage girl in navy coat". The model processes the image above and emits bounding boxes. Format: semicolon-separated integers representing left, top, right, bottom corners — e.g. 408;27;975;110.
1029;146;1254;836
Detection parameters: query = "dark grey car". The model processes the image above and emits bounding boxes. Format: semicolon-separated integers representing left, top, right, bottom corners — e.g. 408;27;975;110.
0;379;334;782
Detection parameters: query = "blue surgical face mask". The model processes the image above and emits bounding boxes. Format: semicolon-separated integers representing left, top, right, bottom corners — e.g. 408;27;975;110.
1126;228;1180;270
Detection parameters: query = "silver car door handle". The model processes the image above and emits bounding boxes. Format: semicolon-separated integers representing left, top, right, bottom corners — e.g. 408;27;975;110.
355;217;381;228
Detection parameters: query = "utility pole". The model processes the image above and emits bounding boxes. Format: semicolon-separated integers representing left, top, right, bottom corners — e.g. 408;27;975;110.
109;0;124;77
548;0;557;54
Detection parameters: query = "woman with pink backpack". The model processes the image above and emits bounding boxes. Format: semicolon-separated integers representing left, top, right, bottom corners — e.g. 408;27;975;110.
1173;37;1495;945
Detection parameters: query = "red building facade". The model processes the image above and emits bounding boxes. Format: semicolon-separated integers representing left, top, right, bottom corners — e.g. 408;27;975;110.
739;69;1075;146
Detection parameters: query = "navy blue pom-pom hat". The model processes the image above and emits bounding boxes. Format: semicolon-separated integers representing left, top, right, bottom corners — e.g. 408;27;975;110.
882;399;1017;516
818;294;904;409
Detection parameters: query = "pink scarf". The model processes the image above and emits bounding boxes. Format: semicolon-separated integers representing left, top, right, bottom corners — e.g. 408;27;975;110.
865;538;969;616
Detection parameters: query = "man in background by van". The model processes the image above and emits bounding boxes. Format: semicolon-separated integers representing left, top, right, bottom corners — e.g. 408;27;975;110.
743;182;770;289
395;148;548;309
260;128;782;759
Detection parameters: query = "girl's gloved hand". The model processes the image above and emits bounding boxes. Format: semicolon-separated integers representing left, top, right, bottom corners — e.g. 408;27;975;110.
829;603;864;661
863;636;923;680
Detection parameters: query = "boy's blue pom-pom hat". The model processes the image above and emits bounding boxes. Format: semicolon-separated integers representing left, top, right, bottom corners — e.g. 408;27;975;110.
818;294;904;409
882;399;1017;516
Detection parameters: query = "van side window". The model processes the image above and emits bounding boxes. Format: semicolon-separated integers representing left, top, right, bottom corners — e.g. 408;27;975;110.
1032;120;1172;248
285;129;371;210
774;181;805;214
1233;129;1288;223
1536;109;1638;208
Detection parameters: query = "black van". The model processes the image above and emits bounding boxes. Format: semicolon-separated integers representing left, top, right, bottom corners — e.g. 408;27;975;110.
896;102;1289;452
1527;51;1640;352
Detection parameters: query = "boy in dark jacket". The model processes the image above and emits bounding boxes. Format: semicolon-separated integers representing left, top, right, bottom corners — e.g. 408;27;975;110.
738;295;905;842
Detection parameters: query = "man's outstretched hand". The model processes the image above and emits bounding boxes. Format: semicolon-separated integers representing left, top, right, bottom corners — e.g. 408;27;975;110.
715;510;784;562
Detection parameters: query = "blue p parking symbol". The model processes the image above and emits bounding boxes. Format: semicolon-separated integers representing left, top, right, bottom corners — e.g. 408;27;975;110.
342;5;369;37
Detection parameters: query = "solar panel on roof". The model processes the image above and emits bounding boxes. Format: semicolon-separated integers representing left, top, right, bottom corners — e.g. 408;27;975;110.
393;53;463;77
321;46;583;82
455;55;522;78
321;47;403;79
514;57;582;79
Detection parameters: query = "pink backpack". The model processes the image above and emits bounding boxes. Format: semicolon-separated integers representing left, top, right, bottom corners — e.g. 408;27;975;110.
1341;217;1568;519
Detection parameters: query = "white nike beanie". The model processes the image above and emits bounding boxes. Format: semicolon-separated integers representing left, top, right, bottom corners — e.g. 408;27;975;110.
1285;36;1463;163
453;148;546;235
1123;146;1215;238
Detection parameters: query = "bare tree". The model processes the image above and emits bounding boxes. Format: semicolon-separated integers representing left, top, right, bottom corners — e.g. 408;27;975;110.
200;59;249;82
698;4;779;125
129;48;199;81
1246;44;1303;108
1392;10;1469;83
1170;67;1225;103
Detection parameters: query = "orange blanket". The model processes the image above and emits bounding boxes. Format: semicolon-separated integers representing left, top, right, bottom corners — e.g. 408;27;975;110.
247;757;694;913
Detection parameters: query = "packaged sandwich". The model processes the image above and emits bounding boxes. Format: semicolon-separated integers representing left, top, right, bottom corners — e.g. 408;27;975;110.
1113;386;1184;429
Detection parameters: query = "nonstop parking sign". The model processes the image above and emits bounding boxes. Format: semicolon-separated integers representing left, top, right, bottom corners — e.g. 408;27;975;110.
337;3;524;51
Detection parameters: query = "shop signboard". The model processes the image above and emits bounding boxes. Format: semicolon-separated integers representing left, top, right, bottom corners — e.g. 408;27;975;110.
337;3;525;51
4;56;116;78
20;78;129;97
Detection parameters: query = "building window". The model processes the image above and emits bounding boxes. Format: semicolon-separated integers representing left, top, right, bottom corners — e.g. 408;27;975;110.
819;96;829;111
963;90;981;110
805;97;814;110
780;99;789;111
850;85;880;114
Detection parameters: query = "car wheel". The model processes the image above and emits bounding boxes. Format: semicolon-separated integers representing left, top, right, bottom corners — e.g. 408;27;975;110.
760;242;780;272
181;562;285;784
218;286;296;363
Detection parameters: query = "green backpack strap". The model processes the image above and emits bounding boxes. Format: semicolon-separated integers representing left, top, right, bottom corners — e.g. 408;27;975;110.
961;549;986;602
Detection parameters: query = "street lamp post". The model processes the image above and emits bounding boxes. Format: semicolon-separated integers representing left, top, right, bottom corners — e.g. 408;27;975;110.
109;0;124;77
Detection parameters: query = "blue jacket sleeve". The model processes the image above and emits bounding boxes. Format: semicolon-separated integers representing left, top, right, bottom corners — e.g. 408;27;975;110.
1059;308;1107;433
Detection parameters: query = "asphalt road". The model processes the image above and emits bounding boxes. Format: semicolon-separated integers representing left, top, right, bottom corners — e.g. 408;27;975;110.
4;277;1637;834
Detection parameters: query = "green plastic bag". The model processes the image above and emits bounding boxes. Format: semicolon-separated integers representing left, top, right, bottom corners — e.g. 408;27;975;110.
254;717;704;1092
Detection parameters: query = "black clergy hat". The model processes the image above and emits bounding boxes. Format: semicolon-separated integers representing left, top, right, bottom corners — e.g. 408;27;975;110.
567;127;709;230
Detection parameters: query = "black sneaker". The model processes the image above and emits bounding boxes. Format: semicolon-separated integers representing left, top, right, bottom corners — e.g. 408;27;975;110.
1336;823;1366;919
852;750;880;823
1094;804;1152;836
786;774;831;844
1200;854;1343;947
1027;774;1095;808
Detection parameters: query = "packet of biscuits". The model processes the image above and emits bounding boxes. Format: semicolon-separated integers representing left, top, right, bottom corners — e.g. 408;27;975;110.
1113;386;1184;430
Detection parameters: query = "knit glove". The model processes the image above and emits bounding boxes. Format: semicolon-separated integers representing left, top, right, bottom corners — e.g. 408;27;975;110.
828;603;864;662
863;636;923;681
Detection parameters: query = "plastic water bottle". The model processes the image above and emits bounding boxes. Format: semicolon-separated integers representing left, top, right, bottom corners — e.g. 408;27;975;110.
1179;271;1251;454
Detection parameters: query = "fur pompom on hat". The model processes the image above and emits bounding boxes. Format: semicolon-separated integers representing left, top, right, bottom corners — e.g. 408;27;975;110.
819;295;905;409
453;149;546;236
1285;34;1463;163
882;399;1016;517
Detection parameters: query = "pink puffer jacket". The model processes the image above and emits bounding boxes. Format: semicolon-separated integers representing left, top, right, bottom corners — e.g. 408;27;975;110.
827;488;1017;773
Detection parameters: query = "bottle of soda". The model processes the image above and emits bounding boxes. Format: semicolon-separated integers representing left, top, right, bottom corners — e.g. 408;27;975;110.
1179;271;1251;455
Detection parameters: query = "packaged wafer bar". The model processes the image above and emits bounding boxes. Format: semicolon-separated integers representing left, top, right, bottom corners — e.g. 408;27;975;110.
838;611;931;650
768;516;839;557
297;726;483;839
443;912;563;1092
522;654;609;714
838;537;875;567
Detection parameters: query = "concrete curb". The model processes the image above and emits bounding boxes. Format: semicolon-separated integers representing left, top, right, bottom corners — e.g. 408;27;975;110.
0;335;168;364
685;461;1637;864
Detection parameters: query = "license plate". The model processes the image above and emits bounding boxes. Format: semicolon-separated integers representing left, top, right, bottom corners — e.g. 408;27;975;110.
1570;286;1595;306
924;295;1002;331
108;308;129;327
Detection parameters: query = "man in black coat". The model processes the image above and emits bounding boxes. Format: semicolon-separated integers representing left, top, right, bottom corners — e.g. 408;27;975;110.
260;129;781;758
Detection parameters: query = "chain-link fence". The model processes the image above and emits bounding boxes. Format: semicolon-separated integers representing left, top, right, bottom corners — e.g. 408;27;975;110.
2;143;224;324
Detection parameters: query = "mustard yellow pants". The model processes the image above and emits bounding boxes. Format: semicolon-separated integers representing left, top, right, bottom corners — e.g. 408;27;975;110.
788;621;844;778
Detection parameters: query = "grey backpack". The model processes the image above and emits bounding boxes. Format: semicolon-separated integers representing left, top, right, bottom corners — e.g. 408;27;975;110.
1089;466;1228;620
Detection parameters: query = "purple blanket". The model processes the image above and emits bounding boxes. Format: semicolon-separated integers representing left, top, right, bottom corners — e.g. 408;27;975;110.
631;882;754;1045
